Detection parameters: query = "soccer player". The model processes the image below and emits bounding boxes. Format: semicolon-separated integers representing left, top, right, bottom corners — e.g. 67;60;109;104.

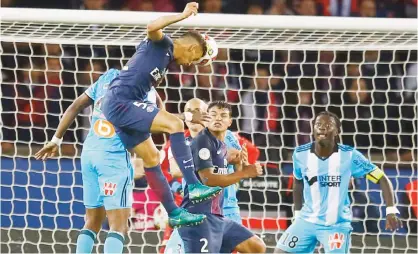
274;111;402;254
160;98;250;253
101;2;221;228
34;69;204;253
35;69;135;253
175;101;266;253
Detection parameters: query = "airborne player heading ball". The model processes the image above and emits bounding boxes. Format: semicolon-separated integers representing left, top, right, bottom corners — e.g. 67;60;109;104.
102;2;221;230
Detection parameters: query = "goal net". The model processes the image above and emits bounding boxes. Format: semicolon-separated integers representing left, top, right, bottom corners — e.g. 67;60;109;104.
1;7;417;253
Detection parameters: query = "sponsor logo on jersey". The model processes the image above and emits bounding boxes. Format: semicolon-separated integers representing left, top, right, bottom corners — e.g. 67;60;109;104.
104;182;117;196
328;232;345;250
305;174;341;187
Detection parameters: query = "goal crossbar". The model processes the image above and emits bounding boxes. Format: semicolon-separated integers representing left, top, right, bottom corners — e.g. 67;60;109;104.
1;8;417;50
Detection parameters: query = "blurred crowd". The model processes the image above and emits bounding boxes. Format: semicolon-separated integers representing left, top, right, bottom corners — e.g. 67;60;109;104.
2;0;417;18
1;0;417;164
2;42;417;164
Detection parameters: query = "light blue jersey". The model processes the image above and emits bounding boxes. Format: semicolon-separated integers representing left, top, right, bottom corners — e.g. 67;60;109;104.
84;69;123;151
81;69;157;210
293;142;378;227
276;142;380;253
223;130;242;221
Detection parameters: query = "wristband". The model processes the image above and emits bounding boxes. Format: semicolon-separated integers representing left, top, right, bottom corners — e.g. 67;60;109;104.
294;210;301;218
184;112;193;122
386;206;400;215
51;136;63;146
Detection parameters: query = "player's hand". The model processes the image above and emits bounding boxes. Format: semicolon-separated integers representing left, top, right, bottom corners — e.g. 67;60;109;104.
34;142;58;161
243;163;263;178
190;110;211;126
182;2;199;19
385;213;403;231
227;148;241;165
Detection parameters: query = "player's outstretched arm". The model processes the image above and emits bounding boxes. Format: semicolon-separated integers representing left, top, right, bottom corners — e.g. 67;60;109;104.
198;163;263;188
378;174;403;231
147;2;199;41
34;93;93;160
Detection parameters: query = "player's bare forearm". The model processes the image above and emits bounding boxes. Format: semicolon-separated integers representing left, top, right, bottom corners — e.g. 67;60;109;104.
379;174;395;207
198;168;247;187
147;14;187;41
293;178;303;211
55;93;93;138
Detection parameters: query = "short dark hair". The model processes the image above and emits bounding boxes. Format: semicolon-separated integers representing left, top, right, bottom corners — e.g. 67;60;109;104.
181;30;207;58
315;111;341;134
208;101;232;117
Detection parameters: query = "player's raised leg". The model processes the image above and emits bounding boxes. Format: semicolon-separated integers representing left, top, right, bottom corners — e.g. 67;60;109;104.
131;136;206;227
150;110;222;203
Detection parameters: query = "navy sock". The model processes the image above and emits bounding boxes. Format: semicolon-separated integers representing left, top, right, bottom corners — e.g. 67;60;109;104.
169;132;199;184
144;165;178;214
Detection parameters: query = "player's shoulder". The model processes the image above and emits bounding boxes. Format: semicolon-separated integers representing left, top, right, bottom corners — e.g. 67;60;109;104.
337;143;355;152
294;142;313;153
193;129;212;143
224;130;240;150
95;68;120;87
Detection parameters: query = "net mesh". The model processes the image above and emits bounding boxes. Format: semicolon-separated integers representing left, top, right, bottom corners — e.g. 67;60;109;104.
1;12;417;254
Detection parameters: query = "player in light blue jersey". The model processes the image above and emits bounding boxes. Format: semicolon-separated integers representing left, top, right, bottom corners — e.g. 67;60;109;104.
275;111;402;254
35;69;160;254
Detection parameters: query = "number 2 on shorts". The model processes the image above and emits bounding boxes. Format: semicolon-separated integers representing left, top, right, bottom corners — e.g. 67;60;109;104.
200;238;208;253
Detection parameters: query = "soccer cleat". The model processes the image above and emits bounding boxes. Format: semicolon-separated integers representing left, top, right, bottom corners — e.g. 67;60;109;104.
168;208;206;228
188;183;222;204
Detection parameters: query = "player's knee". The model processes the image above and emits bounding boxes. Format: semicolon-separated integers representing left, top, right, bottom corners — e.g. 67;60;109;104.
141;147;160;167
167;117;184;134
249;236;267;253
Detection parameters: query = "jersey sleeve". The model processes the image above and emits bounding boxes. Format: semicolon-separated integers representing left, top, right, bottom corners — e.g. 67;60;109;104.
350;149;381;181
292;151;303;180
225;130;241;151
191;135;214;171
85;78;100;100
154;34;173;48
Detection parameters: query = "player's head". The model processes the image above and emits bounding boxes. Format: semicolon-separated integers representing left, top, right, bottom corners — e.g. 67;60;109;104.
313;111;341;147
184;98;208;133
173;30;207;66
207;101;232;133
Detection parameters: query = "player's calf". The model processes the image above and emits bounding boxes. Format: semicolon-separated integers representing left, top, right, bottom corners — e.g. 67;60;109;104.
235;235;266;253
104;208;130;254
76;207;106;254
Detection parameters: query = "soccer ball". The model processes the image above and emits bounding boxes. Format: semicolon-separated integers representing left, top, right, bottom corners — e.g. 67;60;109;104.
193;34;218;66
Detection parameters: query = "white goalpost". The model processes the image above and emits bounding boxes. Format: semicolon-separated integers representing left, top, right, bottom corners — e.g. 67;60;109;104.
1;7;417;254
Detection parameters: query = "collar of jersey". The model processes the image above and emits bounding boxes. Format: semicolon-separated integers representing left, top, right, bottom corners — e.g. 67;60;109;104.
310;142;338;161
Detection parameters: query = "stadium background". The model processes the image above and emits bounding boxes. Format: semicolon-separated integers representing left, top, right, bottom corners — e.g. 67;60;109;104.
1;0;417;253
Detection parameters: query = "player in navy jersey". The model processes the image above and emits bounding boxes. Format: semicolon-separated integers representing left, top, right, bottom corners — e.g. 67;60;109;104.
101;2;221;228
275;111;402;254
177;101;266;253
35;69;160;253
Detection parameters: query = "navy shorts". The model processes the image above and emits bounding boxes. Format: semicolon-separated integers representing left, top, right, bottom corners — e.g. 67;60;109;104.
102;89;159;149
178;213;253;253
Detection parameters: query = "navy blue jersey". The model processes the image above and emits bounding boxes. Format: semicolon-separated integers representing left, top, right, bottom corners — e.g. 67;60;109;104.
109;35;174;101
181;128;228;216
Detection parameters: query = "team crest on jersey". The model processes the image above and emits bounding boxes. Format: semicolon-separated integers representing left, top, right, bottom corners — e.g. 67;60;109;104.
199;148;210;160
328;233;345;250
104;182;117;196
146;105;154;112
